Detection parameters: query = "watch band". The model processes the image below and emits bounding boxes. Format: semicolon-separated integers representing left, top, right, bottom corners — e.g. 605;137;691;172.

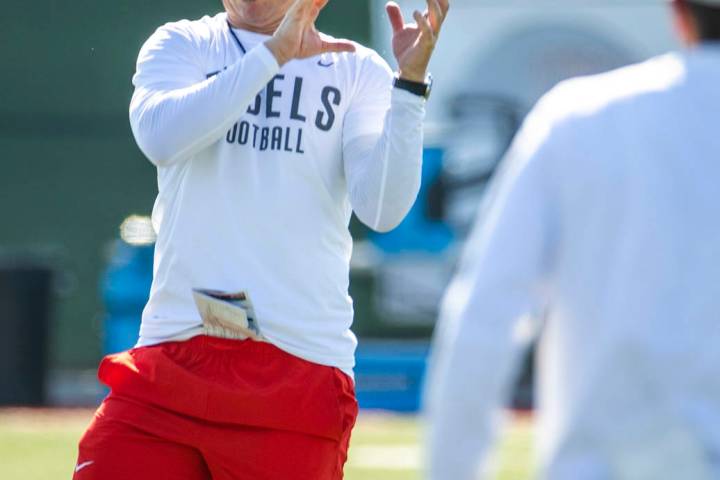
393;75;432;99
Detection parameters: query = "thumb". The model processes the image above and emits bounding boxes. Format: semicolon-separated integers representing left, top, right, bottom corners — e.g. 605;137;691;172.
319;34;356;54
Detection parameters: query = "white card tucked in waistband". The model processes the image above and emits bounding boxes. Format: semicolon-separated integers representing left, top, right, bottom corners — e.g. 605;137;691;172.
191;289;263;341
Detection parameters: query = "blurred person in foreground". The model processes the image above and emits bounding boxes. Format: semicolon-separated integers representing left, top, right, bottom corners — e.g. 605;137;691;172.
426;0;720;479
73;0;448;479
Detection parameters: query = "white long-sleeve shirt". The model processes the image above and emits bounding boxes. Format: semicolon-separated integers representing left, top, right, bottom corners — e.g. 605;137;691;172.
129;13;425;374
426;45;720;480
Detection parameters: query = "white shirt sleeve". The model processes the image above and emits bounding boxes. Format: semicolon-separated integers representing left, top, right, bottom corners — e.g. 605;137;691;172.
342;54;426;233
424;99;558;480
129;24;280;166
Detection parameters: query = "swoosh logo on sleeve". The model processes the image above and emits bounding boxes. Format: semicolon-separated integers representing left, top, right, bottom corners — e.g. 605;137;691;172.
206;66;229;79
74;461;95;473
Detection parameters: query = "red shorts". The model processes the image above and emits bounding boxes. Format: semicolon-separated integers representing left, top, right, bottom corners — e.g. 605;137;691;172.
74;335;358;480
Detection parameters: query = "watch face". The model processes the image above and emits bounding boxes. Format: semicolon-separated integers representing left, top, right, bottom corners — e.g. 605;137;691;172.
424;76;433;99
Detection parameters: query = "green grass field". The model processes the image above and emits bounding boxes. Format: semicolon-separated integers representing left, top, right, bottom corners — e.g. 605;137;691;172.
0;409;533;479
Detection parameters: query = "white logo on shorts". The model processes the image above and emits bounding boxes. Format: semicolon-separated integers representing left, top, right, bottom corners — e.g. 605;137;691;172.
74;461;95;473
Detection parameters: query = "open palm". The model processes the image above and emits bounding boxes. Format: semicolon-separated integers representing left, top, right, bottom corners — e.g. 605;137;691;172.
392;20;426;67
297;28;347;59
266;0;355;65
386;0;449;83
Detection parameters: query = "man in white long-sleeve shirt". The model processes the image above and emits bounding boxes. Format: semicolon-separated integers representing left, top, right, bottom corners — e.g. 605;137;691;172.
73;1;448;479
426;1;720;479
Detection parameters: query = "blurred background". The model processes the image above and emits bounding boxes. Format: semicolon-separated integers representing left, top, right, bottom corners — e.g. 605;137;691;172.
0;0;678;478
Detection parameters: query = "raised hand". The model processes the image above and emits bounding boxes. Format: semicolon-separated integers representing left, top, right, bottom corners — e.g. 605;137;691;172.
386;0;449;83
266;0;356;66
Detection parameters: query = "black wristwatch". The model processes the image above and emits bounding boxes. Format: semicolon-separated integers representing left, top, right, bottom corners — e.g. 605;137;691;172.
393;74;433;100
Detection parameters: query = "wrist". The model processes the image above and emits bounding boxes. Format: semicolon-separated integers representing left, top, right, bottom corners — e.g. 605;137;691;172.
264;38;292;67
397;69;427;83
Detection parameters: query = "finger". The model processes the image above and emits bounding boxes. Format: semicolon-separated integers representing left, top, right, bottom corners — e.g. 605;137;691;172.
320;38;357;54
299;0;328;25
285;0;308;20
436;0;449;15
288;0;321;20
312;0;329;16
413;10;435;43
309;3;322;22
426;0;443;33
385;1;405;35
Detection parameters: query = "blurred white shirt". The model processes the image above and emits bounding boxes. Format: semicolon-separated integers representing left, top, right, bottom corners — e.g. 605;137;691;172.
426;45;720;480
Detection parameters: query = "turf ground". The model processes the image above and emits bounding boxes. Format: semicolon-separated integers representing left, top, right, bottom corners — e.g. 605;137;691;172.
0;409;533;479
